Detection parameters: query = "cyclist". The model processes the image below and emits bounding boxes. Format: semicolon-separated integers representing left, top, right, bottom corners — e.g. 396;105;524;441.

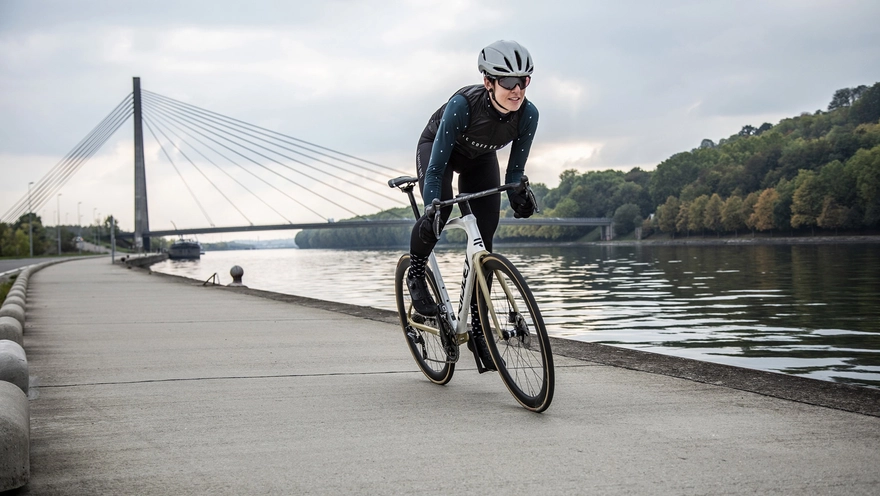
406;40;539;368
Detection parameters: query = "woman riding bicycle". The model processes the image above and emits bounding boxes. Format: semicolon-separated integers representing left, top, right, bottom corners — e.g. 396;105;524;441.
406;40;540;366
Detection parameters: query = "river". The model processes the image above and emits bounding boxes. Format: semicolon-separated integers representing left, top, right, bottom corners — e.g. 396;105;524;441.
150;242;880;389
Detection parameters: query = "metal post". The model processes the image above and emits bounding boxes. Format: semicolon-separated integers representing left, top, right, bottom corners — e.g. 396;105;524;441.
28;182;34;257
133;77;150;253
77;202;82;253
57;193;62;255
110;215;116;262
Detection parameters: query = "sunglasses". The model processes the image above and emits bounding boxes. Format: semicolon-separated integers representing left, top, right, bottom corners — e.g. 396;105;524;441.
492;76;531;90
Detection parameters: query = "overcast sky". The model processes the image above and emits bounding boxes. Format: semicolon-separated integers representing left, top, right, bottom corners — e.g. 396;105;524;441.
1;0;878;236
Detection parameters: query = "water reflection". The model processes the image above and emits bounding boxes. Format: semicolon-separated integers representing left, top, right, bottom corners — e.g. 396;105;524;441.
503;244;880;388
151;243;880;388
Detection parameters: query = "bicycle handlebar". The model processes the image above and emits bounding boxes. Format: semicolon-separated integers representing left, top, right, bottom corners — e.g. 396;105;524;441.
388;175;538;239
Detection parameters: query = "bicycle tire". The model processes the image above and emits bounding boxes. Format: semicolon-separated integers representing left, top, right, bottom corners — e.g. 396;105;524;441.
477;253;554;412
394;255;455;385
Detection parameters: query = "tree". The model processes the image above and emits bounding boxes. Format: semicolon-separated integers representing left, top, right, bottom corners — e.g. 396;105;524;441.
750;188;779;232
773;178;796;233
1;228;29;257
703;193;724;235
721;195;745;235
675;202;691;236
845;145;880;227
739;125;757;137
613;203;642;235
657;196;680;234
817;196;848;233
850;83;880;125
742;191;760;234
688;195;709;234
828;87;854;111
791;171;824;233
756;123;773;135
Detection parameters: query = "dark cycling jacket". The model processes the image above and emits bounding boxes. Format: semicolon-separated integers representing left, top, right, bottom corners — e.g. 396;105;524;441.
419;84;539;205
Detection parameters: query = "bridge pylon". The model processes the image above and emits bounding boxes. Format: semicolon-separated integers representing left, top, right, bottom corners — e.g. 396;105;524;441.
133;77;150;252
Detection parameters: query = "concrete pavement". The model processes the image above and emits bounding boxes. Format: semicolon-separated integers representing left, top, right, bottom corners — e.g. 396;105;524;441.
13;257;880;494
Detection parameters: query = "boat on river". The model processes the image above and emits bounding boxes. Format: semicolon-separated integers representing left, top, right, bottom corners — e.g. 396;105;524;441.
168;239;202;260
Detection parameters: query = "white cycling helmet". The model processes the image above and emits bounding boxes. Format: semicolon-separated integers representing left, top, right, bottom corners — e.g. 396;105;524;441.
478;40;534;77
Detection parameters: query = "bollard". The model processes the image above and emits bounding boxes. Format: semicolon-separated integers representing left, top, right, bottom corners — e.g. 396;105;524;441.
0;318;22;346
3;296;25;308
0;340;28;393
5;289;26;302
0;380;29;491
0;304;24;328
228;265;246;287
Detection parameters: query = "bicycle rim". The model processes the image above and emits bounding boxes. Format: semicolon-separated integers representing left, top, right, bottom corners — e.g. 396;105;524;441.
477;253;554;412
395;255;454;385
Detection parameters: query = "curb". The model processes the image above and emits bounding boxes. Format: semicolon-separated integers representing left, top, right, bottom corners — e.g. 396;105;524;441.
0;258;76;491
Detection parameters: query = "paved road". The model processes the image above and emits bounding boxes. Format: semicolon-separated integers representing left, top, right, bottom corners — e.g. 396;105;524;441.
14;257;880;495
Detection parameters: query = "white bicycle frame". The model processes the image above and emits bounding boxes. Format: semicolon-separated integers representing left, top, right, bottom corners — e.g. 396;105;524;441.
412;212;519;345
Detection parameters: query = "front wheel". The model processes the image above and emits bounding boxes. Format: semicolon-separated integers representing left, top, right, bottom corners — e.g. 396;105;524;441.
394;255;455;385
477;253;554;412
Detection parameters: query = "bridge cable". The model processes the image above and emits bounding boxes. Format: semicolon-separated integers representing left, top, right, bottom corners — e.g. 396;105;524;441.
143;91;407;202
143;117;215;227
26;95;133;218
143;90;409;177
141;100;339;220
2;94;133;223
144;114;254;226
143;94;403;205
142;94;391;212
141;103;328;222
144;110;294;224
3;94;132;221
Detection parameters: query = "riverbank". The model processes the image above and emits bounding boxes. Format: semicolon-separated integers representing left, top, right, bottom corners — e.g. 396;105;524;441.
495;233;880;249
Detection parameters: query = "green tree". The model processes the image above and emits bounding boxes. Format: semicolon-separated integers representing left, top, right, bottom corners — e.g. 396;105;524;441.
703;193;724;235
773;178;796;234
849;83;880;125
828;87;854;111
791;171;824;233
721;195;745;235
656;196;680;234
688;195;709;234
1;228;29;257
613;203;642;235
845;145;880;226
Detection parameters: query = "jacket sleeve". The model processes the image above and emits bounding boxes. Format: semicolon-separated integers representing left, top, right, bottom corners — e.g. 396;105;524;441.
422;95;470;206
505;100;539;186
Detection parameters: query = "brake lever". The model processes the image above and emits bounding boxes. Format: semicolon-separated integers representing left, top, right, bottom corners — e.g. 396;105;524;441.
431;199;442;239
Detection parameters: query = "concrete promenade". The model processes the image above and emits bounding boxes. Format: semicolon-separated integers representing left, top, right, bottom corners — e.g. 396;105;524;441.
14;257;880;494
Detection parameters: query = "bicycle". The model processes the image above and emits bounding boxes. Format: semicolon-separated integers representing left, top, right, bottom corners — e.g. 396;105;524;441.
388;176;554;412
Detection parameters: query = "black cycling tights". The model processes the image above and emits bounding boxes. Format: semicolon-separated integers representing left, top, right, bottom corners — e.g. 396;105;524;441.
410;142;501;259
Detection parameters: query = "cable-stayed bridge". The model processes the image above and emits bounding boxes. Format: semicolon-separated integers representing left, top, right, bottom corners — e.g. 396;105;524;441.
2;78;614;250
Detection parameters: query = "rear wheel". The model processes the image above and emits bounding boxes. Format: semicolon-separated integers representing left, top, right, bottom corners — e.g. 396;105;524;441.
477;253;554;412
394;255;455;385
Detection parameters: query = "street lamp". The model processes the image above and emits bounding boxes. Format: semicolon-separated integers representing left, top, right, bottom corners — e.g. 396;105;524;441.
78;202;82;253
57;193;62;255
28;182;34;258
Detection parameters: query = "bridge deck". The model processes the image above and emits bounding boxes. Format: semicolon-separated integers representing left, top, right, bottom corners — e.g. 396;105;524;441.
19;257;880;494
